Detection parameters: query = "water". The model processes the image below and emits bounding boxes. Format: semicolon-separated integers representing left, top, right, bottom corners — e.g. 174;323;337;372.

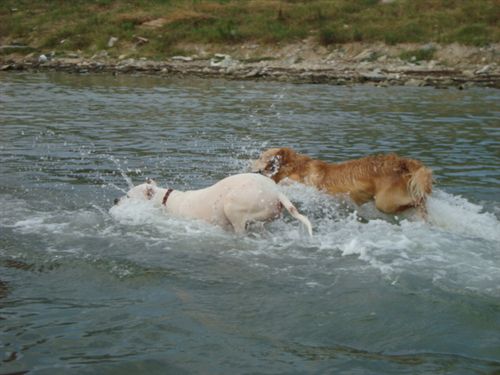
1;72;499;374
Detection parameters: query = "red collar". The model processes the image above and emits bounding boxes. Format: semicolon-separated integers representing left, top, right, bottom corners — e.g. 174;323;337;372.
162;189;174;206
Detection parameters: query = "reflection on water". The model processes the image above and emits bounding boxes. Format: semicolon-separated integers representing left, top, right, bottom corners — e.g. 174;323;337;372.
0;72;499;374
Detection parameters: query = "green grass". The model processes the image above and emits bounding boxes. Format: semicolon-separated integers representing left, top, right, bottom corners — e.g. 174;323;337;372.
399;47;436;62
0;0;498;58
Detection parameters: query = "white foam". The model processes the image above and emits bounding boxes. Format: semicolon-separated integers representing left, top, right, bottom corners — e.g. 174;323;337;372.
0;196;110;242
108;197;228;239
13;216;70;234
266;183;500;295
427;189;500;242
2;182;500;296
109;199;161;226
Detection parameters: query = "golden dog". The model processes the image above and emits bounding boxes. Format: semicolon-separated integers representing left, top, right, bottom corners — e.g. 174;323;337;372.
251;148;433;216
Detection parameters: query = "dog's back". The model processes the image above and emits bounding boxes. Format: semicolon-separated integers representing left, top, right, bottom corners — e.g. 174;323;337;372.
254;148;432;215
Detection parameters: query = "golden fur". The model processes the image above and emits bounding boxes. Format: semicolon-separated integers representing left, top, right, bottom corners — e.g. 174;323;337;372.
251;147;433;215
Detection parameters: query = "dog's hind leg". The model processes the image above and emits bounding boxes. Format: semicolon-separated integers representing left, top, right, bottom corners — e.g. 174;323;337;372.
374;182;414;214
278;193;313;236
230;220;248;234
222;202;249;234
415;202;428;221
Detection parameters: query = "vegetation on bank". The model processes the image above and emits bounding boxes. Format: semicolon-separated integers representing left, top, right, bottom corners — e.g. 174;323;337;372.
1;0;498;59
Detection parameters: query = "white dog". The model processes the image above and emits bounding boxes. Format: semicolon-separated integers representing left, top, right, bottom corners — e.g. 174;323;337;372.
114;173;313;236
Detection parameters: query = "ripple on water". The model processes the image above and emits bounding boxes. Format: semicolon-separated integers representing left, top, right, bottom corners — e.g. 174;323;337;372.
1;73;499;374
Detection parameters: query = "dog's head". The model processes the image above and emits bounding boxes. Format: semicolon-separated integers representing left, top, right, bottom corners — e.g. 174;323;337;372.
114;179;158;206
250;148;295;181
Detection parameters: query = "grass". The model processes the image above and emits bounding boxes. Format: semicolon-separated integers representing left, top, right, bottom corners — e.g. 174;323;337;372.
1;0;498;58
399;47;436;62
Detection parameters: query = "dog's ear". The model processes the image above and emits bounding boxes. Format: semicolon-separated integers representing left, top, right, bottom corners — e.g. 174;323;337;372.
265;149;287;176
145;178;157;186
145;186;155;200
276;148;291;162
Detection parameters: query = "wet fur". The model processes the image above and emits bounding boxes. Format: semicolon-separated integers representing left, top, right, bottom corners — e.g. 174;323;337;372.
115;173;313;236
252;148;433;216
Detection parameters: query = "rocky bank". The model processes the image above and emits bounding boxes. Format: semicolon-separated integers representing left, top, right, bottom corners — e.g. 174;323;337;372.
1;40;499;88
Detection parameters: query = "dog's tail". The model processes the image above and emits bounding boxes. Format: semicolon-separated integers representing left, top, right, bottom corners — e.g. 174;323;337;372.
278;193;313;237
408;166;433;210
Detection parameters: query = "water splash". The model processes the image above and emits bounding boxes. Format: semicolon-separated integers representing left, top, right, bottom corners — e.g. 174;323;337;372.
107;155;134;189
427;190;500;242
2;159;500;298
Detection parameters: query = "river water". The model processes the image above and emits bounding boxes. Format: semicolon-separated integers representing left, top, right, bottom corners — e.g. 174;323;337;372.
1;72;499;374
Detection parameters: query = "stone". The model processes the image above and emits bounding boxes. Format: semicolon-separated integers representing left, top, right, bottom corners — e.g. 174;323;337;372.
361;68;386;82
421;43;437;51
171;56;193;62
134;36;149;45
141;18;169;29
107;37;118;48
226;64;239;74
210;54;238;68
245;68;262;78
405;78;425;86
475;64;494;75
92;50;108;59
56;57;83;65
118;58;135;66
463;70;475;78
354;49;376;61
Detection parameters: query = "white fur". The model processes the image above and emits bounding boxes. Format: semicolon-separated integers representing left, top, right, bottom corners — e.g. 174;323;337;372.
116;173;313;236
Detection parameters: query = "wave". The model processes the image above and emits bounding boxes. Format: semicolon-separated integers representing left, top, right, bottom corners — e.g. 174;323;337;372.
1;184;499;296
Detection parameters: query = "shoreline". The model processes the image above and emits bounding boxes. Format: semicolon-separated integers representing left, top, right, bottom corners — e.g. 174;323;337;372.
1;42;499;88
